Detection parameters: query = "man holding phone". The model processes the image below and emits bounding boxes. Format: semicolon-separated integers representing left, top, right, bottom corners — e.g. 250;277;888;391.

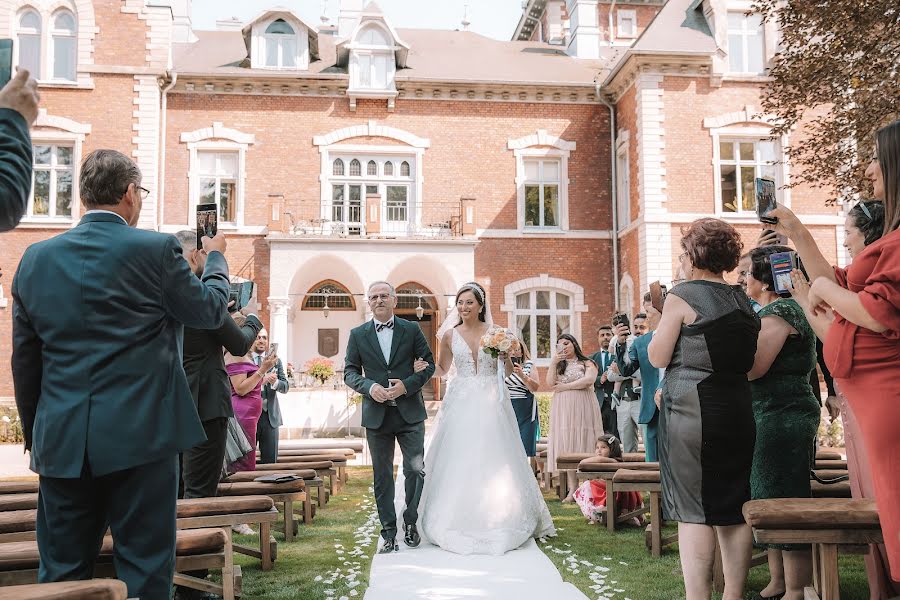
252;330;289;464
0;66;41;231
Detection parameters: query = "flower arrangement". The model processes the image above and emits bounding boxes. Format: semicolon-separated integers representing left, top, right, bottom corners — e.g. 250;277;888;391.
480;325;516;359
304;357;335;384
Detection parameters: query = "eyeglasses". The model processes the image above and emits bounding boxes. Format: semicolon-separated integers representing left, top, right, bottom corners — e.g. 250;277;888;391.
368;294;392;302
137;186;151;200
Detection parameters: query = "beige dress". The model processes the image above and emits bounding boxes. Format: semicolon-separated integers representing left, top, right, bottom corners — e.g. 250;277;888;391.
547;360;604;472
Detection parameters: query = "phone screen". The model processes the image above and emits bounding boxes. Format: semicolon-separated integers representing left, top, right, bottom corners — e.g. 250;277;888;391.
196;203;218;250
756;178;778;224
0;39;13;89
769;251;797;294
266;342;278;358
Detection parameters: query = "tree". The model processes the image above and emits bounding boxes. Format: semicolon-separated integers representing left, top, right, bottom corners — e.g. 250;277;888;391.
752;0;900;204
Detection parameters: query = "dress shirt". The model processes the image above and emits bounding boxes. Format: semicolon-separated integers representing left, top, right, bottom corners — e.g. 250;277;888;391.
369;317;395;400
252;352;268;411
84;209;128;225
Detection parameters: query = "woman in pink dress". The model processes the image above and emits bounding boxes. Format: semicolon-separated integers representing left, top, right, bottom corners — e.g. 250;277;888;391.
226;346;278;472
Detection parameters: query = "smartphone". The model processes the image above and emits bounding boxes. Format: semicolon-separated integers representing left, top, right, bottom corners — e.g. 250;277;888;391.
266;342;278;358
612;313;630;329
228;280;254;313
755;178;778;224
510;356;522;366
196;203;218;250
769;250;797;294
0;40;13;89
649;281;666;313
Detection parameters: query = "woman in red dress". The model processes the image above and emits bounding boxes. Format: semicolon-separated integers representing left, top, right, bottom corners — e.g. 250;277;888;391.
770;119;900;582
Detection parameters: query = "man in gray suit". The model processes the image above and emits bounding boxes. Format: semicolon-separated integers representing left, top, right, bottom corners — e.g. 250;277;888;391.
12;149;230;599
252;329;288;464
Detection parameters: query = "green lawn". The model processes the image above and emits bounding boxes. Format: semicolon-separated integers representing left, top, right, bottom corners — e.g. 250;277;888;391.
232;466;870;600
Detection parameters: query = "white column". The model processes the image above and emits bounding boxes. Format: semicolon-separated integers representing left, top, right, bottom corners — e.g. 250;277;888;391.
268;297;291;363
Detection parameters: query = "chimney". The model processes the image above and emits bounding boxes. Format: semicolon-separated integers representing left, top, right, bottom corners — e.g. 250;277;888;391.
215;17;243;31
156;0;195;43
338;0;365;38
319;0;339;35
565;0;601;59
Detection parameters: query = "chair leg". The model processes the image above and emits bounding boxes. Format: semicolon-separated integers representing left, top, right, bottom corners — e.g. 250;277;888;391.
606;479;617;533
819;544;840;600
650;490;662;557
260;521;273;571
222;527;236;600
303;494;313;524
283;499;294;543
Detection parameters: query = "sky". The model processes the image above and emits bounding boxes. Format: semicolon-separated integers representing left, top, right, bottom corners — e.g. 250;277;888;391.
190;0;526;41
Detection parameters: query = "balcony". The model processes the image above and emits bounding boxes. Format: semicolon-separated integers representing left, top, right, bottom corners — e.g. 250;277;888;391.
270;196;476;240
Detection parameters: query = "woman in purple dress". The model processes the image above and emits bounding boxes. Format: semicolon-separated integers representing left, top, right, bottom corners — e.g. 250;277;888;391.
226;346;277;472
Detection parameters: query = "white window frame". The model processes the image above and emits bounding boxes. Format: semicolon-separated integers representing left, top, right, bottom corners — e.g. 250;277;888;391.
617;9;637;39
348;24;397;93
15;8;42;78
50;9;77;82
616;133;630;231
27;143;75;221
250;16;309;70
727;11;765;74
501;275;589;368
194;150;241;225
712;134;782;218
522;158;563;230
509;130;574;233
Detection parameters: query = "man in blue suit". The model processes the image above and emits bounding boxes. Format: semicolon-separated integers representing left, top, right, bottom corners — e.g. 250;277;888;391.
615;297;662;462
12;149;231;599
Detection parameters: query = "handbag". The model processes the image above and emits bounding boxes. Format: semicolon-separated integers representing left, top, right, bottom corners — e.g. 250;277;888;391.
225;417;253;464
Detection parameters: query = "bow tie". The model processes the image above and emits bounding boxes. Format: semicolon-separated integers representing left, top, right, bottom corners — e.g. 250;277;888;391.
375;321;394;332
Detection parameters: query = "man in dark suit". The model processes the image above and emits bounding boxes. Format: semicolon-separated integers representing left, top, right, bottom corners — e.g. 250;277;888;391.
344;281;435;553
251;329;289;464
616;307;662;462
12;149;230;599
590;325;618;439
173;230;263;499
0;69;40;231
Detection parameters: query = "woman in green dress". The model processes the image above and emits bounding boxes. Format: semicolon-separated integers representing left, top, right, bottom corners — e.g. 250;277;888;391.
746;245;820;600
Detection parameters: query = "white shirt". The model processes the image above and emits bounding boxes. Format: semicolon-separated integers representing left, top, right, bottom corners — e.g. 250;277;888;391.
84;209;127;225
369;317;394;397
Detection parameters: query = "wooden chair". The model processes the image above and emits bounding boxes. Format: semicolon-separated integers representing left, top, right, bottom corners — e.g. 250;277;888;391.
743;498;881;600
0;529;239;600
0;579;128;599
217;480;311;542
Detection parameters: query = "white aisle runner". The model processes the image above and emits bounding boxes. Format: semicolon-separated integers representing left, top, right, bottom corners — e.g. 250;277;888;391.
363;539;588;600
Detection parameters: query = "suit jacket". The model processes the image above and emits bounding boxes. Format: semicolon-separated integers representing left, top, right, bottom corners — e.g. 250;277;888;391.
589;350;615;399
183;314;263;422
616;331;661;424
344;317;436;429
12;212;230;478
0;108;32;232
259;357;288;428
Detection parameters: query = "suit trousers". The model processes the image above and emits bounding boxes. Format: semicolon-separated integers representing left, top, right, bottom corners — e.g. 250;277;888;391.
597;391;619;440
37;455;178;600
642;411;659;462
617;398;642;454
181;417;228;499
256;410;279;464
366;407;425;541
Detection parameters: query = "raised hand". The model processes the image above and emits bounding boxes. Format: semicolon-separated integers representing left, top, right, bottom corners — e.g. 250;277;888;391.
789;269;811;309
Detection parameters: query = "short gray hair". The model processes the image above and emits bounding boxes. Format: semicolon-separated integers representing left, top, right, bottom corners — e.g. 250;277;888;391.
173;230;195;250
80;149;141;207
367;281;395;296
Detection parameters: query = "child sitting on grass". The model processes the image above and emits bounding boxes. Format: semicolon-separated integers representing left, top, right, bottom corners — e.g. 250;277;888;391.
571;434;644;525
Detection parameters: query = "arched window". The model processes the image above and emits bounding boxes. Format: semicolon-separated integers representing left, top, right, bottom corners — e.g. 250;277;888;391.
367;160;377;176
400;161;410;177
349;159;361;177
302;280;355;310
264;18;297;67
333;158;344;176
384;161;394;176
513;289;574;360
357;25;390;46
351;24;395;90
16;10;41;77
51;10;77;81
395;282;437;310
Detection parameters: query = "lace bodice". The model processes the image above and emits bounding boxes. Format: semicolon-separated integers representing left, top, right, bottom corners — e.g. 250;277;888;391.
451;328;497;378
556;360;587;384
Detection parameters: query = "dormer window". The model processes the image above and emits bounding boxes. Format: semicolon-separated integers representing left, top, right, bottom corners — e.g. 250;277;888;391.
351;25;395;91
264;19;297;67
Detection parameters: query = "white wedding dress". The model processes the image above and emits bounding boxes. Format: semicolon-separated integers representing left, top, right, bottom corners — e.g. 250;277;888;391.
401;328;556;556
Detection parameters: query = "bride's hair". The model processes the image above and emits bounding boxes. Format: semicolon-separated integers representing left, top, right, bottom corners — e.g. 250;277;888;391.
454;282;487;325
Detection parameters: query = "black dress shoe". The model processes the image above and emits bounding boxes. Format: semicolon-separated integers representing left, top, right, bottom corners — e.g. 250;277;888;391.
379;538;399;554
404;524;421;548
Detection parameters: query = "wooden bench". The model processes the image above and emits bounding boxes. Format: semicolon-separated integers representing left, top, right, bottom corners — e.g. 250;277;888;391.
278;440;364;453
217;479;311;543
609;469;675;556
0;481;37;495
0;493;37;512
814;460;848;471
225;469;326;509
811;480;852;499
576;461;660;532
0;528;240;600
743;498;882;600
0;579;128;599
274;450;355;483
554;453;646;500
815;450;843;461
254;460;336;500
272;454;348;491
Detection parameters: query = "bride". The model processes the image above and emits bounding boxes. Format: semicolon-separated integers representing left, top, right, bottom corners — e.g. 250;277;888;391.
399;282;555;555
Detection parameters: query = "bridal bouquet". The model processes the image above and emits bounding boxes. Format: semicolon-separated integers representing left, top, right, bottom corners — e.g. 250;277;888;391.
480;326;516;359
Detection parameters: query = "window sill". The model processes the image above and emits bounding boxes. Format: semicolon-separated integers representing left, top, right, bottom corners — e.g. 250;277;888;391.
17;218;75;229
721;74;773;83
522;227;564;234
37;80;92;90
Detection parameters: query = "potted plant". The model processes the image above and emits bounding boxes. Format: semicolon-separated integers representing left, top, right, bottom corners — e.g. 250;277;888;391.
304;357;335;386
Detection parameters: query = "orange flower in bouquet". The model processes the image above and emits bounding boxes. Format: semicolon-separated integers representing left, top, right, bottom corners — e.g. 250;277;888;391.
479;325;516;358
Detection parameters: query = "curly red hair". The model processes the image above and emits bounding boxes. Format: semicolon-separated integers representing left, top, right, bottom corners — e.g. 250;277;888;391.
681;218;743;274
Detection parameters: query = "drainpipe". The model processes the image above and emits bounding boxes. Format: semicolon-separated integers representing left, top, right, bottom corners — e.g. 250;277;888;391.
597;80;619;312
158;70;177;231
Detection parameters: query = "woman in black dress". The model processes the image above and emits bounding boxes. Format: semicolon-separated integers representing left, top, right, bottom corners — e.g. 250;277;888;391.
648;218;760;600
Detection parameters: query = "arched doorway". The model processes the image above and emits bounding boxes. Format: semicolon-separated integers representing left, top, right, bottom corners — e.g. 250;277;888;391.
395;282;441;400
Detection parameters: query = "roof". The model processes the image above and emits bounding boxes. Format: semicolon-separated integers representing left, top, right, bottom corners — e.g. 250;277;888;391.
173;27;615;87
603;0;717;84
